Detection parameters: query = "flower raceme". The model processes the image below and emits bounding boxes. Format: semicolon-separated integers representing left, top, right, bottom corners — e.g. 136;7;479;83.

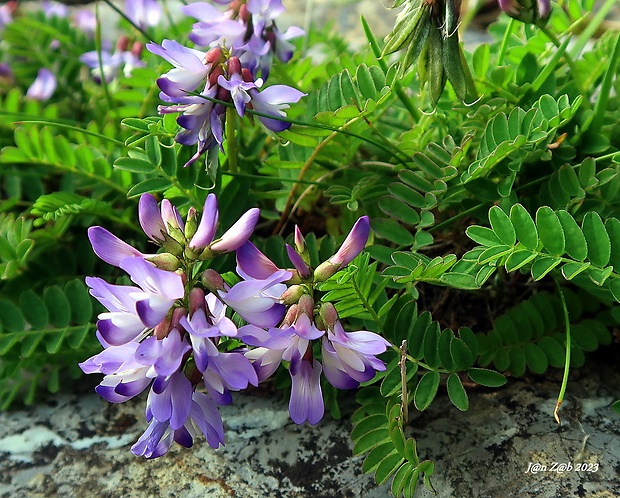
81;193;261;457
81;194;389;456
147;0;305;167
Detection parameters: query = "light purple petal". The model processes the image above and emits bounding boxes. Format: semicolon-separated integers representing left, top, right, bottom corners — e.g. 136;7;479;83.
210;208;260;252
329;216;370;266
88;226;144;267
139;194;166;241
289;359;324;425
189;194;219;249
26;68;57;101
236;242;281;279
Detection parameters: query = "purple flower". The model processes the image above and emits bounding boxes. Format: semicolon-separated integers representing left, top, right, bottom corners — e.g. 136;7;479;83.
219;270;291;328
26;69;57;101
131;390;225;457
314;216;371;281
182;3;245;48
321;318;390;389
42;1;69;19
86;277;147;346
218;72;258;117
79;341;152;403
125;0;162;29
329;216;371;266
87;226;150;267
249;84;305;132
119;257;185;327
289;358;323;425
180;297;259;405
73;9;97;36
147;40;215;98
80;49;145;83
0;2;14;32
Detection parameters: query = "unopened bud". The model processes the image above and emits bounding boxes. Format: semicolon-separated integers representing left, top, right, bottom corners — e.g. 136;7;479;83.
131;41;143;57
319;302;339;329
116;35;129;53
205;46;223;65
298;294;314;318
201;269;225;292
286;244;311;278
280;285;305;305
154;314;172;340
146;252;182;271
282;304;298;327
239;3;250;23
161;233;184;257
185;207;199;241
171;307;187;330
313;260;339;282
227;56;241;76
209;66;224;88
189;287;206;314
241;68;254;83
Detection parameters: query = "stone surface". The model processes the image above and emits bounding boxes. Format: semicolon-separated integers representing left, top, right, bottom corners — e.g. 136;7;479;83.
1;359;619;497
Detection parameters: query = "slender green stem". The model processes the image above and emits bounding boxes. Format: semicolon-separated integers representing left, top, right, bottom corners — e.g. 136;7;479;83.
94;4;119;129
222;170;329;186
595;150;620;163
553;277;571;425
191;92;413;168
6;118;130;148
225;107;239;174
588;33;620;134
361;16;421;121
569;0;617;59
100;0;153;40
497;18;516;65
540;26;587;105
530;33;572;93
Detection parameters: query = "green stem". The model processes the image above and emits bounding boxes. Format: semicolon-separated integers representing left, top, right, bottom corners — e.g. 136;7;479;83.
94;4;119;130
351;272;383;330
588;33;620;134
225;107;239;174
553;277;571;425
497;18;516;66
192;92;413;168
569;0;618;59
100;0;153;40
361;15;421;121
540;26;587;105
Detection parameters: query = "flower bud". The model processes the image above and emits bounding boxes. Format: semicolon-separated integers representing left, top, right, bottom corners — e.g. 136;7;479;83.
227;56;241;76
146;252;182;271
189;287;206;315
131;41;143;58
298;294;314;318
205;46;223;65
328;216;370;267
171;307;187;331
154;314;172;340
319;302;339;329
209;65;225;88
282;304;299;327
185;207;199;241
161;233;184;257
201;269;225;292
286;244;311;278
280;285;305;305
116;35;129;53
313;260;339;282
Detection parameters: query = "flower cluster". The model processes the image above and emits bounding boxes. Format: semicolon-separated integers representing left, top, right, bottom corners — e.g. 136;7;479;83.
81;194;389;457
497;0;551;26
231;218;390;424
81;193;262;457
147;0;305;167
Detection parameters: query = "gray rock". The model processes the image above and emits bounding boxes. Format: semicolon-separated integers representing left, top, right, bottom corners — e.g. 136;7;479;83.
1;361;619;497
